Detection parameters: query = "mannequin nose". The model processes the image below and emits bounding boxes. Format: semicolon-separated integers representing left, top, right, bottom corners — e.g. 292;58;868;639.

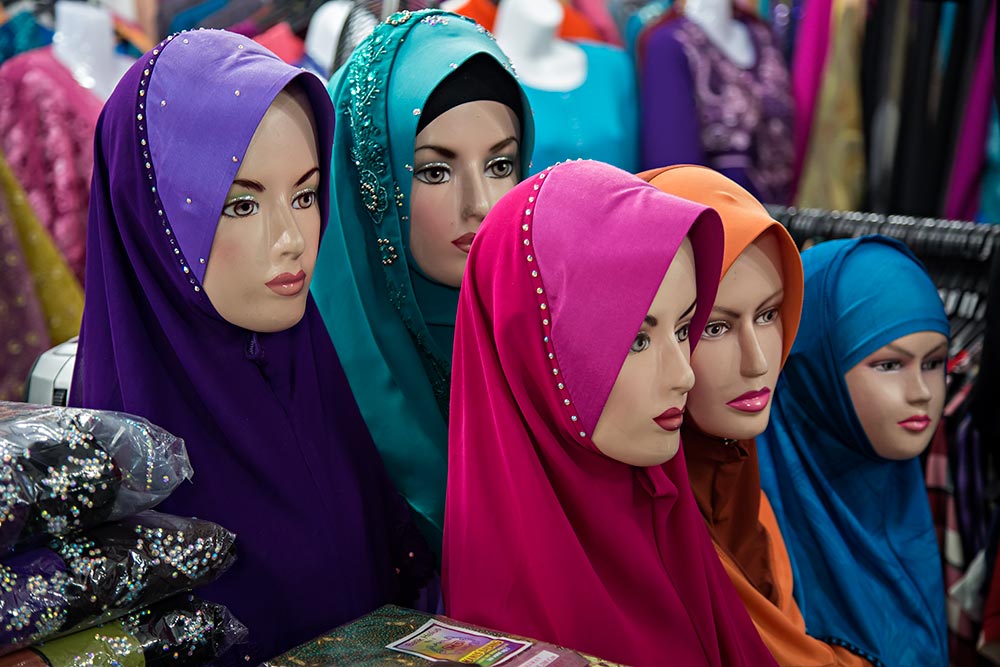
661;338;695;395
739;326;768;378
460;173;492;224
906;370;933;405
272;207;306;258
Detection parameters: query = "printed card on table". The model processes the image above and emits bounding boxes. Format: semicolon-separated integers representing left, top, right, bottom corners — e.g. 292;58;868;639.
386;619;532;665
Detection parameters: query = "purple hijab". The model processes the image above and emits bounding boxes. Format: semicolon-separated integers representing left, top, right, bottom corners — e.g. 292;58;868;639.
71;30;407;664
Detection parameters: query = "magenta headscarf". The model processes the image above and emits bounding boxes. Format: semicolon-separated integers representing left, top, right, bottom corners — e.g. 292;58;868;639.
443;160;778;667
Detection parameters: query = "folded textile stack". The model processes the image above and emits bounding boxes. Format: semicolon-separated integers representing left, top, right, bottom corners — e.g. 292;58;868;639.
0;595;248;667
0;402;245;666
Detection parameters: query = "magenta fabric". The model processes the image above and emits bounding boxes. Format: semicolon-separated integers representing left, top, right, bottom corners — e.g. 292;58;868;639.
791;0;832;197
443;160;779;667
0;47;102;284
944;2;995;220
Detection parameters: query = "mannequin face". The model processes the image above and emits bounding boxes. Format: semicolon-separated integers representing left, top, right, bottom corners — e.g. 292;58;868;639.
410;100;520;287
202;88;321;332
593;239;698;466
845;331;948;460
687;233;785;440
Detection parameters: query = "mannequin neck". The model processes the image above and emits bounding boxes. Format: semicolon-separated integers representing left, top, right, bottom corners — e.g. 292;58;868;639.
683;0;756;69
494;0;586;91
52;1;130;100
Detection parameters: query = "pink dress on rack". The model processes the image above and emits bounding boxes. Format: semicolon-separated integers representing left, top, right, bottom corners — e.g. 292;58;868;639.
0;46;103;284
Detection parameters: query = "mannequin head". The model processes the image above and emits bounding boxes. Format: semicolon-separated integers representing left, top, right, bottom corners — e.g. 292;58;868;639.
688;231;785;440
202;85;321;332
593;239;698;466
638;165;803;442
845;331;947;460
409;54;523;288
410;100;520;287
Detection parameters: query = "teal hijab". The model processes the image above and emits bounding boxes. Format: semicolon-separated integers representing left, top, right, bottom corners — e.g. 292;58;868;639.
311;9;534;552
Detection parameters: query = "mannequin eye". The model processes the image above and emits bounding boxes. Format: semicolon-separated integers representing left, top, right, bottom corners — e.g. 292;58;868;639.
675;324;690;343
415;163;451;185
222;196;259;218
486;157;516;179
702;321;730;339
630;331;651;354
871;360;903;372
922;357;946;371
292;189;317;210
756;307;779;325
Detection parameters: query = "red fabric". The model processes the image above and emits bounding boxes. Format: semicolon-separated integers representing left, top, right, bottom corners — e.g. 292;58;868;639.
449;0;603;42
253;22;305;65
444;160;778;667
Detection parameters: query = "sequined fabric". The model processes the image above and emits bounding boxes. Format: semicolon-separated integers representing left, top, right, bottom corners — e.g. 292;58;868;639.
0;402;193;554
2;595;248;667
0;47;103;284
0;511;236;653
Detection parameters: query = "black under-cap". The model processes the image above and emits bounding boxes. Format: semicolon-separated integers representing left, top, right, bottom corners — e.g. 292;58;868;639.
416;52;524;134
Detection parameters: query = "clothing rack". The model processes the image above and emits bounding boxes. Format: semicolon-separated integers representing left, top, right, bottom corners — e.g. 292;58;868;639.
766;205;999;367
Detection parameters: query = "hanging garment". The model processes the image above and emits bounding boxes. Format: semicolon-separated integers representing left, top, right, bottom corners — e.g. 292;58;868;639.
640;14;794;204
448;0;603;42
0;47;103;284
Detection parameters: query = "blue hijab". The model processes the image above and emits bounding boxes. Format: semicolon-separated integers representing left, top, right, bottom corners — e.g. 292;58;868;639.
310;10;533;552
757;235;949;667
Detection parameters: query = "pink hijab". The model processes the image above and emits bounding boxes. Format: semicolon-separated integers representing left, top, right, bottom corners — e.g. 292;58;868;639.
443;160;778;667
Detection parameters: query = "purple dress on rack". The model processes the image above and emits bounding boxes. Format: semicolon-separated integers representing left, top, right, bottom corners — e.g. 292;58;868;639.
640;16;794;205
70;29;427;665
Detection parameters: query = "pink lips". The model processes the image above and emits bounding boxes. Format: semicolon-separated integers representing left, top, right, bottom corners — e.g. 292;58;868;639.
452;233;476;254
898;415;931;433
726;388;772;413
265;270;306;297
653;407;684;432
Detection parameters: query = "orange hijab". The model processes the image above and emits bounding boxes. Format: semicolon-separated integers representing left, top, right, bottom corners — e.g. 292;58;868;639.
640;165;868;667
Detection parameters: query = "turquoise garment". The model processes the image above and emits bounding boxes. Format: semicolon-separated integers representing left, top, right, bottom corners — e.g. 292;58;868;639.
757;236;949;667
523;42;638;174
311;9;534;553
0;12;53;66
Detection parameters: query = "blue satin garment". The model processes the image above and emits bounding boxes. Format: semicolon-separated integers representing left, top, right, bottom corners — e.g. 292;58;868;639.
758;235;950;667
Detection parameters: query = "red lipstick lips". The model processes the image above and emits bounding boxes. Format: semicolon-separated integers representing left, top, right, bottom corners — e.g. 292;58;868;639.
452;233;476;254
265;270;306;297
898;415;931;433
654;407;684;432
726;388;772;413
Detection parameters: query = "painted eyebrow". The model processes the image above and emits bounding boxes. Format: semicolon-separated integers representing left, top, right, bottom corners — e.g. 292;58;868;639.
414;137;519;159
230;167;319;193
711;288;784;318
644;299;696;327
885;341;948;358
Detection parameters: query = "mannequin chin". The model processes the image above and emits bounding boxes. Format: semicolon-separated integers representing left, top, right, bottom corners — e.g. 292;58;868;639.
845;331;948;460
409;100;521;288
202;86;321;333
593;239;697;466
687;233;785;441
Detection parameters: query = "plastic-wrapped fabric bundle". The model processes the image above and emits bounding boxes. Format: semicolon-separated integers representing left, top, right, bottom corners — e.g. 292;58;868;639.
0;511;237;653
0;402;193;553
0;595;248;667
